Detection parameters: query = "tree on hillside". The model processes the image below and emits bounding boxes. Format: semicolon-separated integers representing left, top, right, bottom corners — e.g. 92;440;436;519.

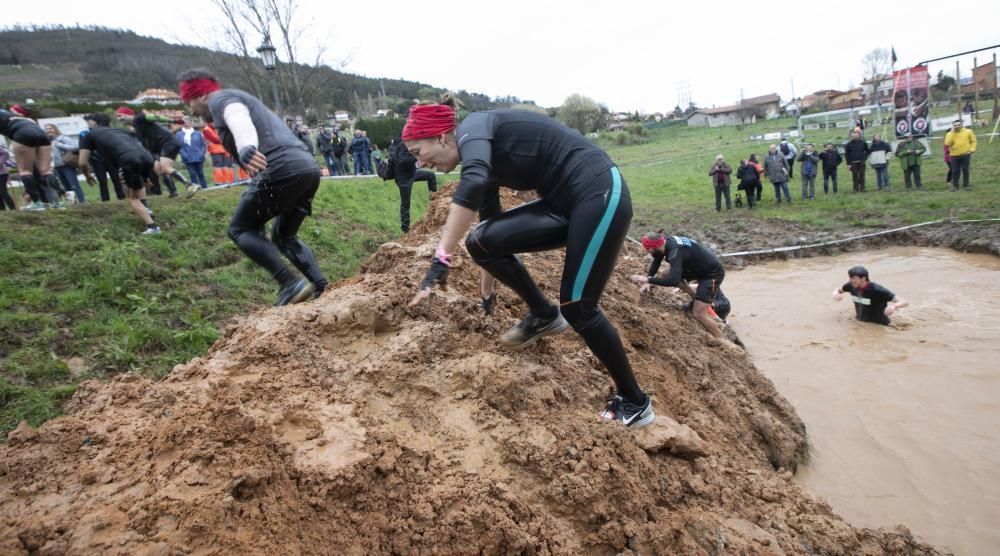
210;0;335;114
862;48;892;106
672;105;684;118
558;94;607;134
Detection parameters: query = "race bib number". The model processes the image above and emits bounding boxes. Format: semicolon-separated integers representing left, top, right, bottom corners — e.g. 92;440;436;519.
673;236;694;247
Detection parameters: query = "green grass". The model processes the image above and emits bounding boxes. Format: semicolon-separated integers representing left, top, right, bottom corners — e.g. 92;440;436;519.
600;116;1000;231
0;176;425;439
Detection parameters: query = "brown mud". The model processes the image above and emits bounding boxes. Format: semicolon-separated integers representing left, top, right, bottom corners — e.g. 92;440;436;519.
1;184;944;555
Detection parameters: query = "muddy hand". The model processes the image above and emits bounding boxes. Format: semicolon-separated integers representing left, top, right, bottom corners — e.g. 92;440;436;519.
408;255;451;307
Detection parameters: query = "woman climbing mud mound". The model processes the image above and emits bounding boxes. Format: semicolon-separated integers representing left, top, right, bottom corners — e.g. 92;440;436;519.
405;94;654;429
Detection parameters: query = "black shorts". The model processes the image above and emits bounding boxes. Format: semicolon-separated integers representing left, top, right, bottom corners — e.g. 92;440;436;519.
156;142;180;160
119;156;155;190
694;269;725;304
8;120;50;148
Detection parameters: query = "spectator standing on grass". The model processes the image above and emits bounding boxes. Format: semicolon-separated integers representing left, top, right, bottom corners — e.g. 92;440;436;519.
362;131;373;174
333;128;350;175
894;134;925;190
295;124;314;156
843;130;870;192
780;139;797;178
818;143;842;194
797;143;819;200
316;127;337;175
749;153;763;202
764;144;790;204
390;135;437;233
0;143;16;210
177;118;209;189
869;134;892;190
736;158;757;209
371;143;382;171
44;123;86;204
350;129;370;175
943;119;976;191
708;154;732;211
942;143;952;184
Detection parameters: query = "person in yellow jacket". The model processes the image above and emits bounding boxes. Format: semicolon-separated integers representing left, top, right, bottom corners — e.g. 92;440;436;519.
943;119;976;191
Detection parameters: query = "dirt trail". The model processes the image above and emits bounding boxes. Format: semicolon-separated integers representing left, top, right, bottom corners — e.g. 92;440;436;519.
1;185;943;555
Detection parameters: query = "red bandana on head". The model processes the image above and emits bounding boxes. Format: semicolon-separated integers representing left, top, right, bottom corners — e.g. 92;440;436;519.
10;104;29;117
116;107;135;117
179;78;222;102
642;236;666;250
402;104;457;141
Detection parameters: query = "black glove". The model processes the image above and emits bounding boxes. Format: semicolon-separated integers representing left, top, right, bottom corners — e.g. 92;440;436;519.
481;292;497;315
238;145;259;167
420;257;450;290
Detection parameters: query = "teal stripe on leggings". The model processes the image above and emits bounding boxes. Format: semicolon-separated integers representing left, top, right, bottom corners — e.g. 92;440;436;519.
572;167;621;301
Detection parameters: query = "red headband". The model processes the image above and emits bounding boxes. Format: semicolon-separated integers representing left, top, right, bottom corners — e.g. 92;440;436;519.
10;104;28;117
641;236;666;250
116;107;135;117
402;104;457;141
179;78;222;102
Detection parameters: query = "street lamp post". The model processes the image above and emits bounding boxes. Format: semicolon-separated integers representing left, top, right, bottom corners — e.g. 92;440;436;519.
257;37;281;116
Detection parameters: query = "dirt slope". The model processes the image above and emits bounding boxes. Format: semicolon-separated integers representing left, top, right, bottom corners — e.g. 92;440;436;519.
0;185;943;555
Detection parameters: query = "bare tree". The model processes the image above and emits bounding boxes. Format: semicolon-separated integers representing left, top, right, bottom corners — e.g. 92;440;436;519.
208;0;336;114
862;48;892;106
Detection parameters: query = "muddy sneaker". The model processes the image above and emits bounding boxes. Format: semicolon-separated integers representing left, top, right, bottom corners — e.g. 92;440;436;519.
24;202;46;211
499;310;568;351
275;279;315;306
599;393;655;429
185;184;200;199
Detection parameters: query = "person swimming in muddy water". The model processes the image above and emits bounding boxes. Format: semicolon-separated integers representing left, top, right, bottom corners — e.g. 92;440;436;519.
630;231;730;338
405;94;655;430
833;266;908;326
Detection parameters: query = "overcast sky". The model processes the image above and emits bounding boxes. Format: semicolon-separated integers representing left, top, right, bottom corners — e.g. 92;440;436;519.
12;0;1000;112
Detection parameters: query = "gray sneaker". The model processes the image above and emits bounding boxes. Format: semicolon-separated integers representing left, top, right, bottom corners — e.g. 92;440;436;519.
599;394;655;429
142;226;162;235
275;279;315;306
499;310;569;351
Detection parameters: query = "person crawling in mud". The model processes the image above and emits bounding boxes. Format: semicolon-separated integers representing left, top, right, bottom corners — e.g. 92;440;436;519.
405;94;655;430
630;231;728;339
833;266;908;325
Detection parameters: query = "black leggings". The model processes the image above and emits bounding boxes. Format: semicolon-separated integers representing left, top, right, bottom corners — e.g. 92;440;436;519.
0;174;14;210
227;170;328;292
92;157;126;201
465;167;644;405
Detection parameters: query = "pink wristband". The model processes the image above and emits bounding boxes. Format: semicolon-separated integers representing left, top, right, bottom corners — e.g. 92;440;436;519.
435;246;453;267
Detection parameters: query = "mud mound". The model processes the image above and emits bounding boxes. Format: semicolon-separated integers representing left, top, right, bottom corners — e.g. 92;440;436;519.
1;184;943;555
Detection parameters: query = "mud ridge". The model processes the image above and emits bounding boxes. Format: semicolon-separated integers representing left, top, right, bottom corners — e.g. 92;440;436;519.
1;184;944;555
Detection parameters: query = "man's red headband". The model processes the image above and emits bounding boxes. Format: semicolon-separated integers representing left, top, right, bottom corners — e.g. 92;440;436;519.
642;237;666;250
179;78;222;102
402;104;457;141
9;105;29;117
116;107;135;117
